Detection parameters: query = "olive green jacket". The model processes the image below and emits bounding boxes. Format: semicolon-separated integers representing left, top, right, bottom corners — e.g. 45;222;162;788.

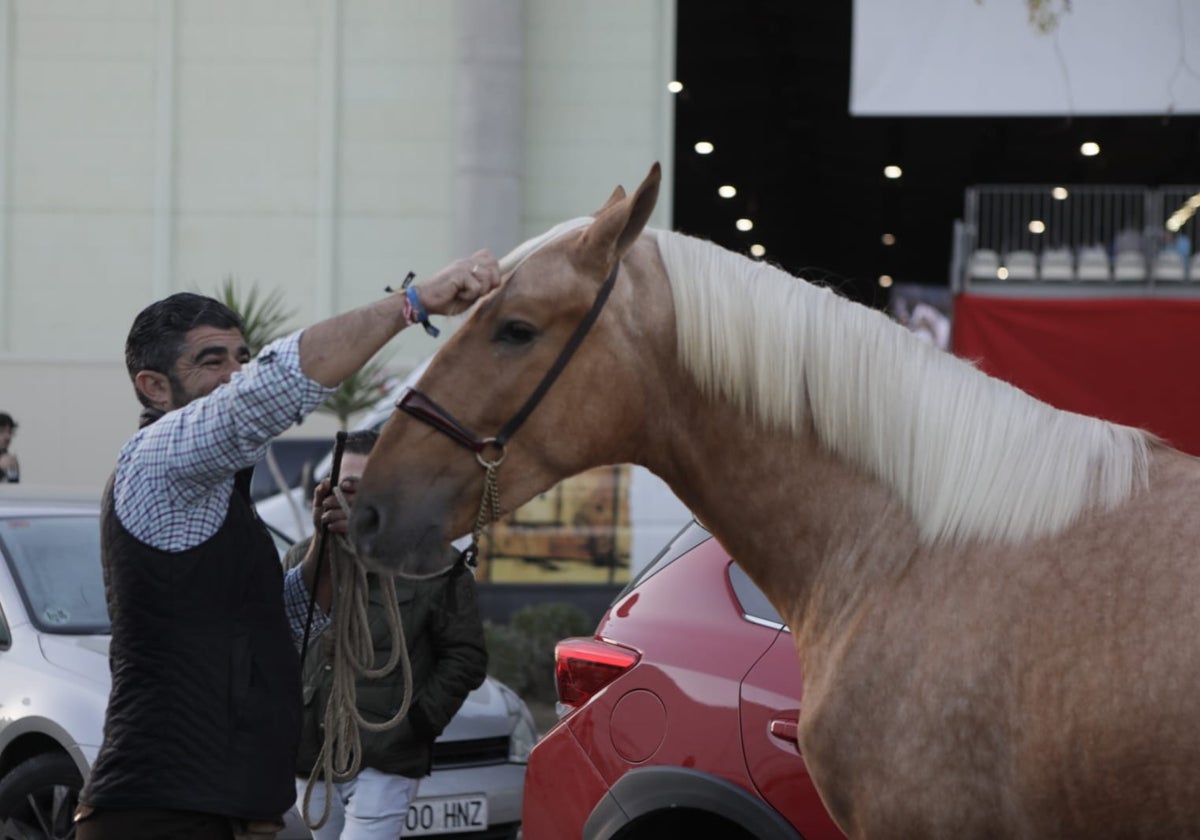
287;538;488;780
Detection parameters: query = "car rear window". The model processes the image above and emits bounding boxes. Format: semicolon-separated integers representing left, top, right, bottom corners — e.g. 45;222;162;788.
614;518;712;601
0;515;109;634
728;563;785;628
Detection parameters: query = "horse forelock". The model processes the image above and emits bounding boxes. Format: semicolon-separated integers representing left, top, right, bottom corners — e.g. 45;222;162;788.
651;228;1153;547
498;217;595;277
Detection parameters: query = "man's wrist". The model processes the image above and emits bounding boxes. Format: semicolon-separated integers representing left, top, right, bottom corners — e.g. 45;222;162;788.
403;286;440;337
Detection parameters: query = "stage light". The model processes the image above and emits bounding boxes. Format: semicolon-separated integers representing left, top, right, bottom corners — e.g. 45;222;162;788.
667;80;683;93
718;185;737;198
1080;141;1100;157
694;140;714;155
750;243;766;257
884;165;903;179
736;218;754;231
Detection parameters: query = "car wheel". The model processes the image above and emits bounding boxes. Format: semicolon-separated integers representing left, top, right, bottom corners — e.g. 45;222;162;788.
0;753;83;840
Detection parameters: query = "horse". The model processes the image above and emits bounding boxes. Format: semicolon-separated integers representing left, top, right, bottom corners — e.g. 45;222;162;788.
351;163;1200;838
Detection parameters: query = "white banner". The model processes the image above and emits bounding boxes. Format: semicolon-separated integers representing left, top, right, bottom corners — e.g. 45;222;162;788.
851;0;1200;116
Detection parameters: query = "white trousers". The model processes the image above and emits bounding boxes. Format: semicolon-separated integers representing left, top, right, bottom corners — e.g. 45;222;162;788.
295;768;421;840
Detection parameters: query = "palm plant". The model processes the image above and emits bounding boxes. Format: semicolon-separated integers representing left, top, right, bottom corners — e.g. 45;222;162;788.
215;275;296;355
316;357;395;431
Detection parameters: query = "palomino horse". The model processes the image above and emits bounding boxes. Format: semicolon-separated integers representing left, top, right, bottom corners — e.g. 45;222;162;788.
352;164;1200;838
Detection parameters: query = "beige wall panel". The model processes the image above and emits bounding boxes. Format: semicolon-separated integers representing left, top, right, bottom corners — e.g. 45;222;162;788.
0;0;675;488
8;212;154;354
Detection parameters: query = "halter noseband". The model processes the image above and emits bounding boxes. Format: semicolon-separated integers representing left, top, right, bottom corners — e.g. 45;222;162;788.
395;259;622;561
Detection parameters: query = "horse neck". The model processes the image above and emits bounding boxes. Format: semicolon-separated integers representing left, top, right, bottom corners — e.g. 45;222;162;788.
640;374;923;647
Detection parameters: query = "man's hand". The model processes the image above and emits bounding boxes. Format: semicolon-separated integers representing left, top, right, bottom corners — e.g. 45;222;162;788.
311;476;360;536
417;249;501;317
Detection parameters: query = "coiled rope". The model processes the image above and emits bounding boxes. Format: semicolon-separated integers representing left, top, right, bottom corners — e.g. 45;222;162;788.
298;486;469;831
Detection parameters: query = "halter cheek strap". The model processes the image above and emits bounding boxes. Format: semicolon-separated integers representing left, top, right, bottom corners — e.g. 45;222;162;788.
396;259;622;557
491;260;621;447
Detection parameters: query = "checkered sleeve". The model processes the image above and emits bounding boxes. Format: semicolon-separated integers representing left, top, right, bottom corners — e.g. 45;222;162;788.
114;329;337;551
283;563;332;648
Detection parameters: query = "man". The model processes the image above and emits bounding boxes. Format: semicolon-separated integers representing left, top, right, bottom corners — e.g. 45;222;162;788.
283;430;487;839
0;412;18;482
75;250;500;840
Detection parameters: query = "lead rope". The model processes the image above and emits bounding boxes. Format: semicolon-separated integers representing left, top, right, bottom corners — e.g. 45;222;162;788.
300;486;411;831
301;454;503;830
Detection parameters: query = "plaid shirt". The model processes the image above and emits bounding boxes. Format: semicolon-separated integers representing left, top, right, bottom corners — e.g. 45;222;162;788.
282;547;332;647
112;329;335;554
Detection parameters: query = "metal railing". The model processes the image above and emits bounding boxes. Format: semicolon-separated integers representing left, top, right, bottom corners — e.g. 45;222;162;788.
953;185;1200;291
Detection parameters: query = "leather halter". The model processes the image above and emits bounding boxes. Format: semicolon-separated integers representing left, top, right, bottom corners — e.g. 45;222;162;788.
396;259;620;458
394;260;621;556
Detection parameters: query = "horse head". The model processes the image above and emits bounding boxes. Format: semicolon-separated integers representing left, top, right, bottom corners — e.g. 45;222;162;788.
352;163;667;575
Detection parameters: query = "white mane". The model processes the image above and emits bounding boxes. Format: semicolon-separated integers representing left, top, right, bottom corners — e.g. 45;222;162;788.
653;228;1153;546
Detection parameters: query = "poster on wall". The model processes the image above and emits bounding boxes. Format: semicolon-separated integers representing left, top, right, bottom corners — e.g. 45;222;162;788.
479;465;632;585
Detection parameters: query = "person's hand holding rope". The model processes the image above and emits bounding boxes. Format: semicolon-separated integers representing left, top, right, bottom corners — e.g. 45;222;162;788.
299;460;409;831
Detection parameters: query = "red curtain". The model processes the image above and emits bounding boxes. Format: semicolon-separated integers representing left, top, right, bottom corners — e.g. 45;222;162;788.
951;294;1200;456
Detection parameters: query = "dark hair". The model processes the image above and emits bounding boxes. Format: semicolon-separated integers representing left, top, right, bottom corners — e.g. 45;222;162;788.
125;293;243;408
342;429;380;457
0;412;15;431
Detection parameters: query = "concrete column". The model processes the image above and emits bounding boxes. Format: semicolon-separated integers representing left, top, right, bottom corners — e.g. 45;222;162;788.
454;0;523;259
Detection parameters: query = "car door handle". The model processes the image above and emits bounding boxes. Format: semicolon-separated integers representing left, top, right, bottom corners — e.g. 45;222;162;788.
769;715;799;745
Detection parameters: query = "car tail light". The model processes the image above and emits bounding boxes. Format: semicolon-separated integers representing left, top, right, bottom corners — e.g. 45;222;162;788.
554;637;640;708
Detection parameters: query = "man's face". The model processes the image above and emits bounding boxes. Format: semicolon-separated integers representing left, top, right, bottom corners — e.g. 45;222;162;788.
338;453;371;489
165;326;251;409
320;451;370;533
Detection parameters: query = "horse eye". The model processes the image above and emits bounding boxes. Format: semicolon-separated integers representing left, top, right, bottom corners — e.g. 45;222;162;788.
494;320;538;346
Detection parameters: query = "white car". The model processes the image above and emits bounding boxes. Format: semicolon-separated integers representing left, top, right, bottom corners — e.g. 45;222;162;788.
0;489;533;839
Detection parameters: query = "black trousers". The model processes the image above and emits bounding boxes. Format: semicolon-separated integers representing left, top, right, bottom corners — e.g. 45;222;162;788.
73;805;236;840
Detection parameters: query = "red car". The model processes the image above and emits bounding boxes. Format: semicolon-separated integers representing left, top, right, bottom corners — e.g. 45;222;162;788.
522;520;845;839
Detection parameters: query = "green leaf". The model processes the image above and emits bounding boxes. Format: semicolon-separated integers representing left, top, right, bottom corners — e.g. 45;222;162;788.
316;357;395;431
215;275;297;355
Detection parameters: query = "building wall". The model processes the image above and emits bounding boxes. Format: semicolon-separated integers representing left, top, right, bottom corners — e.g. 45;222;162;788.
0;0;675;491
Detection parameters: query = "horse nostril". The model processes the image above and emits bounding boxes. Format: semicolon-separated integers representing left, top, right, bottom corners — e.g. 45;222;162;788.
352;502;382;554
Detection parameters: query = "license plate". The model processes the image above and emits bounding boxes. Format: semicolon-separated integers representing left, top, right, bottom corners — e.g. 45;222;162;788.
404;794;488;836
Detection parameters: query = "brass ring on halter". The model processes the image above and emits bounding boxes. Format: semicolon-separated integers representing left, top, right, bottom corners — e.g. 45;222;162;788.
476;438;507;468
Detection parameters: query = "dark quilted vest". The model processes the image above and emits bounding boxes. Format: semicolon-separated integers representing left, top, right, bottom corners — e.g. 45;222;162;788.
81;470;301;820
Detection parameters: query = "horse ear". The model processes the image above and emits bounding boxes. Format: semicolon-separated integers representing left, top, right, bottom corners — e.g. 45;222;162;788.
580;162;661;267
592;184;627;217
